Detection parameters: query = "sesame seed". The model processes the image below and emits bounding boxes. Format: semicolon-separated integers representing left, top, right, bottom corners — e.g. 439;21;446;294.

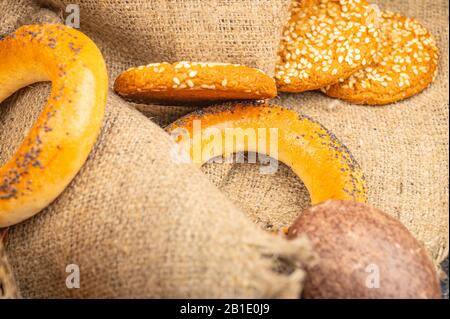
200;84;216;89
324;10;438;99
275;0;381;89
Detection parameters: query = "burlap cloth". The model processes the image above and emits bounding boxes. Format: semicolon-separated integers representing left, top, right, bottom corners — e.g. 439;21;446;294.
0;0;316;298
201;0;450;265
231;0;449;265
1;236;19;299
0;0;448;297
136;0;449;264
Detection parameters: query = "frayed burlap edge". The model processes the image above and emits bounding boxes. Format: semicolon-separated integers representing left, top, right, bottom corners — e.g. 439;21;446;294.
0;239;19;299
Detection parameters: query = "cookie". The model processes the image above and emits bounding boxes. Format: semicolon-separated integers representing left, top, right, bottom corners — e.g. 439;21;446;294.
114;62;277;103
275;0;381;92
323;11;439;105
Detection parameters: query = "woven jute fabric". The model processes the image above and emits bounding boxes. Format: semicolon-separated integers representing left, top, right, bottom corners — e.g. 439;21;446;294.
125;0;450;265
0;1;313;298
33;0;291;126
38;0;291;78
121;0;450;265
0;0;448;298
0;87;313;298
201;0;449;267
1;238;19;299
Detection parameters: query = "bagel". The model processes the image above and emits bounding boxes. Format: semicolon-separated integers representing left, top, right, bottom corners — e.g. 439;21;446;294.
0;25;108;227
166;102;367;204
114;62;277;103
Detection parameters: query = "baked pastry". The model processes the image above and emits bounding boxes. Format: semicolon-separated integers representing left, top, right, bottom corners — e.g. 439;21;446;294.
0;25;108;227
288;200;441;299
275;0;381;92
166;102;367;204
114;62;277;103
323;11;439;105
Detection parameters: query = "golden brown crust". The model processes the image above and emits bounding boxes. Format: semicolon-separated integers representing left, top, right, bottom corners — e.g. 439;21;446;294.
288;200;441;299
114;62;277;103
323;11;439;105
275;0;381;92
166;102;367;204
0;25;108;227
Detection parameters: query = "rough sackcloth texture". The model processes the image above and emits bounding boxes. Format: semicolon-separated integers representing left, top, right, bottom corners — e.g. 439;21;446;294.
0;0;448;297
144;0;449;266
0;0;314;298
67;0;448;266
1;238;19;299
272;0;449;266
40;0;291;78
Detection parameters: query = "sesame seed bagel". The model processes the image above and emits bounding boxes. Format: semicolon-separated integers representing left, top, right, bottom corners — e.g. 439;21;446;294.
166;102;367;204
0;25;108;227
275;0;381;92
114;62;277;103
323;11;439;105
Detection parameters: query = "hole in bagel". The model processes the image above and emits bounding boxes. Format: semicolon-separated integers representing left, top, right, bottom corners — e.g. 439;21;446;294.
0;83;51;166
201;151;311;233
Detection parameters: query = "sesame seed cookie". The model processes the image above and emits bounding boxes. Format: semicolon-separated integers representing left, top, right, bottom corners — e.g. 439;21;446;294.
275;0;381;92
114;61;277;103
322;11;439;105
